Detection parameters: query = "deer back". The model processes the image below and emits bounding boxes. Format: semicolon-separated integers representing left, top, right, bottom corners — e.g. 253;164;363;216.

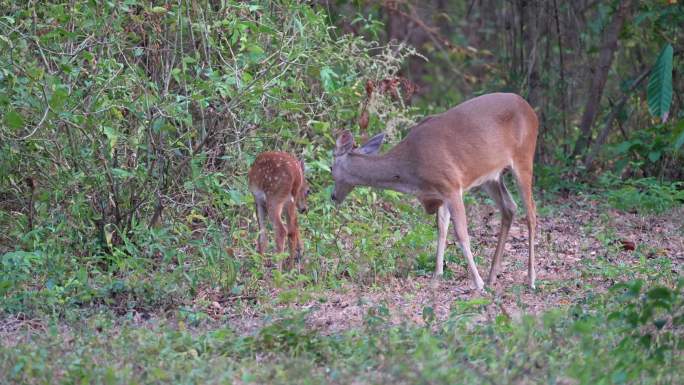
384;93;538;191
248;152;305;202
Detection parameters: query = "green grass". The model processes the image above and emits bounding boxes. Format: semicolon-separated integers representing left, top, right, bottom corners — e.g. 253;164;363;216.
2;279;682;385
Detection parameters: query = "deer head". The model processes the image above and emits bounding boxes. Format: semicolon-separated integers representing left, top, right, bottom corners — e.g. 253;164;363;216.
331;130;385;203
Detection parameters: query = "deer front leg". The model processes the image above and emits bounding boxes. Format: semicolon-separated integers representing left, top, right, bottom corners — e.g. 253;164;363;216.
284;200;301;270
447;193;485;291
254;199;269;254
435;204;450;276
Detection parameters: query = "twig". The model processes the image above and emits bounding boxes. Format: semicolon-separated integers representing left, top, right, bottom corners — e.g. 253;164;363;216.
217;295;257;303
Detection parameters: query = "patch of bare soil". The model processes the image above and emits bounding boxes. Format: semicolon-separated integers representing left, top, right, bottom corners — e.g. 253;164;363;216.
0;314;48;347
207;195;683;335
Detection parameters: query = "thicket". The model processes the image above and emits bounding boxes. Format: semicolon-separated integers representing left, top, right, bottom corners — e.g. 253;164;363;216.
0;1;422;314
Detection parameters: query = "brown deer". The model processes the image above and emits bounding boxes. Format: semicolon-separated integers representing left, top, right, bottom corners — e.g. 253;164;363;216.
331;93;538;291
248;152;310;269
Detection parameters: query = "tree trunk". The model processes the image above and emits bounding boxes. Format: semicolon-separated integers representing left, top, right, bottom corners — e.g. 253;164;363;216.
521;0;541;109
553;0;568;152
571;1;631;157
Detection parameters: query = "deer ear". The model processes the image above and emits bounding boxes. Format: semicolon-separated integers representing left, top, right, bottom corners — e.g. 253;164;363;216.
335;130;354;155
299;159;307;173
357;132;385;155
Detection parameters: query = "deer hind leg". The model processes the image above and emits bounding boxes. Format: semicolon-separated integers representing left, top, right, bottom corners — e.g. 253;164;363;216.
284;199;302;271
482;176;517;286
435;204;450;276
254;198;269;254
446;192;484;291
512;164;537;289
267;200;287;269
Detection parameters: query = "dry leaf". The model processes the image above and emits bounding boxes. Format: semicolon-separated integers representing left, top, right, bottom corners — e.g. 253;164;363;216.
620;239;636;251
359;109;369;131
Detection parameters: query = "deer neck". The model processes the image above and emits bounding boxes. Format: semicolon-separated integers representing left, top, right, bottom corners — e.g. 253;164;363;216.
343;152;419;195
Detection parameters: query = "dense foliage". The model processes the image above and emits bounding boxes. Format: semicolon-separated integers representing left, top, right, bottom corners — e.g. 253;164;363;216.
0;0;421;313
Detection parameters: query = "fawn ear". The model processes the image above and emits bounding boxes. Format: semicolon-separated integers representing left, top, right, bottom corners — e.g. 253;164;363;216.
357;132;385;155
299;159;307;173
335;130;354;155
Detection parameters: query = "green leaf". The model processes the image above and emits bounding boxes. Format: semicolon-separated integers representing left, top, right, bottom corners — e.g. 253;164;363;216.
647;44;673;122
170;68;181;83
112;168;134;179
103;126;119;155
228;189;244;205
311;159;330;172
4;110;24;130
152;118;165;133
673;120;684;150
647;287;672;301
611;370;627;385
247;43;265;62
320;66;338;93
675;131;684;151
648;151;661;162
572;320;593;334
309;120;330;135
422;306;435;325
653;319;667;330
49;86;69;111
615;140;633;154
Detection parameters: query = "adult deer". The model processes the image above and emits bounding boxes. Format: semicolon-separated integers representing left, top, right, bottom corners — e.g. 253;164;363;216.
331;93;538;291
248;152;310;270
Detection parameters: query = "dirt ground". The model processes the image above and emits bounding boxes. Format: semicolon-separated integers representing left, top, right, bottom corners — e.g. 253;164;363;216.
201;195;684;334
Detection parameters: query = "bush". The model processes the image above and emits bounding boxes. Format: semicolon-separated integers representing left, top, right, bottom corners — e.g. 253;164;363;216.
598;173;684;213
0;0;419;316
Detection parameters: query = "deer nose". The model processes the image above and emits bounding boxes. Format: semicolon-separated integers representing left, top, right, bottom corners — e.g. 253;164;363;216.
299;206;307;214
331;192;337;202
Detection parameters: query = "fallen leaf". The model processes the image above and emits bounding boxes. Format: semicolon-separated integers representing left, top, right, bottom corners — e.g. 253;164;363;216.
365;79;374;97
359;109;369;131
619;239;636;251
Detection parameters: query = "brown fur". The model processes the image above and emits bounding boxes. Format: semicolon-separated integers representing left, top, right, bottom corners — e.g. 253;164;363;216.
332;93;538;290
248;152;309;270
